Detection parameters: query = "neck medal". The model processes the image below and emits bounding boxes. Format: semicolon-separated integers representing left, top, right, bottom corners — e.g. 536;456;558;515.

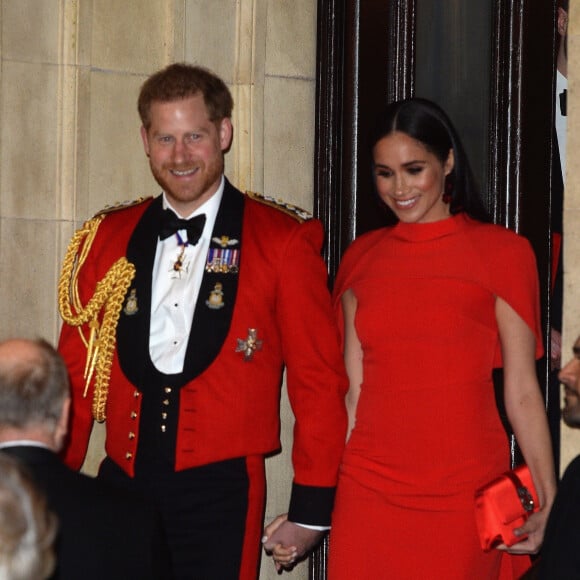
170;232;189;278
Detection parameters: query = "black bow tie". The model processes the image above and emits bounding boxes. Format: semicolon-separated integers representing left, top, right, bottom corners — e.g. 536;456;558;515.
560;89;567;116
159;210;206;245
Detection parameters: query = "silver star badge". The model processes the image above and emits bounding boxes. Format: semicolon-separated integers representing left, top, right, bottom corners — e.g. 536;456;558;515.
235;328;263;361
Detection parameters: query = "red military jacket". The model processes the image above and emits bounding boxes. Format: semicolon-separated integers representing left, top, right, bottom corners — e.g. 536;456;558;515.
58;180;348;524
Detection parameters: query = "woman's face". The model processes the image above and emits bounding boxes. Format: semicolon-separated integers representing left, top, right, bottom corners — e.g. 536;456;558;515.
372;131;454;224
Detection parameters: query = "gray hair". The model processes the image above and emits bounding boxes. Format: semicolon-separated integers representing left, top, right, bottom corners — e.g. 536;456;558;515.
0;453;57;580
0;339;69;430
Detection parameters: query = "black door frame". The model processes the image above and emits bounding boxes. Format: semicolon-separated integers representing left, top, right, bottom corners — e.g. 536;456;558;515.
311;1;557;577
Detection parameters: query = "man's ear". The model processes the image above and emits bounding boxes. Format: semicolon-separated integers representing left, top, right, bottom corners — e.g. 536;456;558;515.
444;148;455;176
141;125;151;157
219;117;233;153
558;7;568;37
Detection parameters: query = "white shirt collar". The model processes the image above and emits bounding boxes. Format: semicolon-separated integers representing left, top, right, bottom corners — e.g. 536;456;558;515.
0;440;51;450
161;176;224;242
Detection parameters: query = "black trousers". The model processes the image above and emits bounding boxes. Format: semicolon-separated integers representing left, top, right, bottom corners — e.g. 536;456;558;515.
99;456;266;580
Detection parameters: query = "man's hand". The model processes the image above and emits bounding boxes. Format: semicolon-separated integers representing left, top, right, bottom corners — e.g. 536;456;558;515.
262;514;325;572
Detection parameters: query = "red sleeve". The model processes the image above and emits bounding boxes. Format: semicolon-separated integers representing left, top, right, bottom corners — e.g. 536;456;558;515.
277;219;348;483
275;219;348;524
489;233;544;366
331;235;374;351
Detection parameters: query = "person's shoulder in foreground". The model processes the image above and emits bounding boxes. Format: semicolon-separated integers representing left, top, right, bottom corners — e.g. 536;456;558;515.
0;337;172;580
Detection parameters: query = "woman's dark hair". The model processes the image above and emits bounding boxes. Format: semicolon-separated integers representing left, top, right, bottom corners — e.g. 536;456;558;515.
369;97;490;222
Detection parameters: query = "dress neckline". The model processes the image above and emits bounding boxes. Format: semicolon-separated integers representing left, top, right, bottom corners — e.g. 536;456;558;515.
392;213;469;242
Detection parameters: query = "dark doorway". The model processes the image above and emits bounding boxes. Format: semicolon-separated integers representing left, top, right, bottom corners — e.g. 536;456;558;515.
415;1;493;208
311;1;559;578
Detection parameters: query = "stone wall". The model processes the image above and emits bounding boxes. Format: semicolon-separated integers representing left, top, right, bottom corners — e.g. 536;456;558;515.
0;2;317;577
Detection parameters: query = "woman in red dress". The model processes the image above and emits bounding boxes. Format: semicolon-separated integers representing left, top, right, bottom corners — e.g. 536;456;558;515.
325;98;556;579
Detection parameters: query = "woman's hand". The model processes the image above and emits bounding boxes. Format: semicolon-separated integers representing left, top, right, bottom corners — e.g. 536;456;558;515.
262;514;298;572
496;504;553;554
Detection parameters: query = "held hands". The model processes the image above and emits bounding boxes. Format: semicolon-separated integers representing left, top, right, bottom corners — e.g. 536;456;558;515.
497;506;551;555
262;514;325;572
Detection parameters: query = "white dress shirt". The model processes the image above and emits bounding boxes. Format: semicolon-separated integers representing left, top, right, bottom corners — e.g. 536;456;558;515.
149;178;224;374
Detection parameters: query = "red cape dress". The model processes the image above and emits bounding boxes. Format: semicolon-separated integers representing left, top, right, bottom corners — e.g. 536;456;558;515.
329;213;543;579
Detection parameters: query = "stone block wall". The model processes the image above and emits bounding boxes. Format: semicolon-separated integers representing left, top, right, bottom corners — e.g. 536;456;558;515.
0;2;317;577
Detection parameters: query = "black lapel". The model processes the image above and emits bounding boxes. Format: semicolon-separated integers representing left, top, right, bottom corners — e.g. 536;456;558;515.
116;196;163;387
116;186;245;388
181;181;244;379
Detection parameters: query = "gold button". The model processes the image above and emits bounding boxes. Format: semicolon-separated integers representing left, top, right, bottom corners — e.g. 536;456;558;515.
128;432;135;440
130;411;137;419
161;425;166;433
161;412;168;420
133;390;140;398
125;452;133;460
163;399;169;406
164;387;172;394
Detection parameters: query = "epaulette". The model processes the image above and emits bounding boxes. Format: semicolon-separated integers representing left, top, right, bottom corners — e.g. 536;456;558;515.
245;191;312;223
93;196;152;217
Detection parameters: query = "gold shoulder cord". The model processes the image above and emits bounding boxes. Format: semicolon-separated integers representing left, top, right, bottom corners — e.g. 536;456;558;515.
58;215;136;422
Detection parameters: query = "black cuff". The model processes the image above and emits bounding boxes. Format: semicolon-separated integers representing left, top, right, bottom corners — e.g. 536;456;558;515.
287;483;336;526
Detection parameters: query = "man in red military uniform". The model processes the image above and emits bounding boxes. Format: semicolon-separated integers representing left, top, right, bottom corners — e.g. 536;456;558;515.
58;63;348;579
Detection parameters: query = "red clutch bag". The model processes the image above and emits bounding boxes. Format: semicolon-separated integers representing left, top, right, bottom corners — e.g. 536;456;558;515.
474;465;539;551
